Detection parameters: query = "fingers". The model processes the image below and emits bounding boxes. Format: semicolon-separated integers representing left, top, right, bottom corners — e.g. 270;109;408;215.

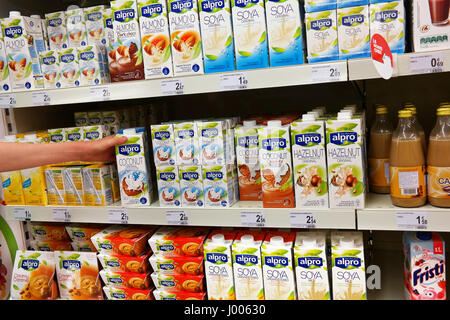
102;135;128;148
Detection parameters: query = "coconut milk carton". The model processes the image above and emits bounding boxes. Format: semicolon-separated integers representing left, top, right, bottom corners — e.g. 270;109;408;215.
45;11;68;50
151;124;177;166
199;0;235;73
265;0;304;67
305;9;339;63
331;231;366;300
138;0;174;79
77;45;109;86
156;166;181;207
294;231;330;300
203;164;237;207
84;5;107;46
232;230;266;300
199;120;227;165
231;0;269;70
291;114;328;208
304;0;337;12
337;5;371;59
58;48;80;88
168;0;204;76
40;50;61;89
66;8;87;47
204;229;238;300
369;0;405;54
403;232;446;300
261;231;296;300
326;111;365;208
179;165;204;207
174;121;200;165
116;127;153;206
0;36;11;92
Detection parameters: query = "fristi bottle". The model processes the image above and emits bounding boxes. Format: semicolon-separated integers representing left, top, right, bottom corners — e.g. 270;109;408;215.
390;110;426;207
368;106;393;194
404;104;426;155
427;106;450;207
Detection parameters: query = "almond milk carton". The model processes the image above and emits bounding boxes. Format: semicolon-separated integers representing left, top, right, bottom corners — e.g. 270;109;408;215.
151;124;176;166
179;165;204;207
77;45;109;86
261;230;296;300
156;166;181;207
294;231;330;300
46;11;68;50
0;36;11;93
66;8;87;47
174;121;200;165
58;48;80;88
39;50;61;89
203;164;237;208
84;5;107;46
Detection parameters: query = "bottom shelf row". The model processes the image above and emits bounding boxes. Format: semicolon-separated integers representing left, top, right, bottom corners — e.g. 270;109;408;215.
6;223;446;301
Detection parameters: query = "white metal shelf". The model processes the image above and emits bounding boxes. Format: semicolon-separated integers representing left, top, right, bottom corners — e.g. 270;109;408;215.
4;201;356;229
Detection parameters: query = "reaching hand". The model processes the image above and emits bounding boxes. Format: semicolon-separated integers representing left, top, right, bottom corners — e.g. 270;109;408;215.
80;135;128;163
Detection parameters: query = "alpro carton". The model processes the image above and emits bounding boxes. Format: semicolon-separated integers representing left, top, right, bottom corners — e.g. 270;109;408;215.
102;110;121;135
369;0;405;54
204;229;238;300
199;120;228;165
23;15;47;54
62;166;85;206
116;128;153;206
0;161;25;205
77;45;109;86
326;112;365;208
45;166;65;205
138;0;174;79
265;0;304;67
305;9;339;63
104;8;115;46
66;8;87;47
199;0;236;73
294;231;330;300
168;0;204;76
231;0;269;70
179;165;204;207
100;269;152;289
304;0;337;12
151;272;204;291
152;289;205;299
97;251;152;273
58;48;80;88
110;0;145;82
174;121;200;165
338;0;368;8
156;166;181;207
39;50;61;89
74;112;89;127
84;5;107;46
48;128;66;143
331;231;366;300
203;164;237;207
103;286;154;300
65;127;84;142
84;125;107;141
149;254;204;274
337;5;370;59
88;111;103;125
232;230;266;300
261;231;296;300
151;124;176;166
82;164;113;206
45;11;68;50
0;36;11;93
291;114;328;208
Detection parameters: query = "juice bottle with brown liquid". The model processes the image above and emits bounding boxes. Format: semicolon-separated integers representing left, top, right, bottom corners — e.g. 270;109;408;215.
404;104;427;155
368;106;393;194
427;106;450;207
390;110;427;207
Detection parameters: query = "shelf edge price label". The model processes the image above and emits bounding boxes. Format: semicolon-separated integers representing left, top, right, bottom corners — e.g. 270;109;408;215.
240;211;266;228
90;85;111;101
396;211;428;230
13;207;31;221
108;208;129;224
166;210;189;225
53;207;71;223
311;62;346;83
410;52;444;75
220;72;248;91
0;93;16;108
289;212;317;229
32;91;51;106
161;79;184;96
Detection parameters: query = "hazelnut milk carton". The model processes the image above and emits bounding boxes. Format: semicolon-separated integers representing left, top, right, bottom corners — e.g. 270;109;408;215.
305;9;339;63
39;50;61;89
294;231;330;300
116;128;153;206
45;11;68;50
232;230;266;300
291;114;328;208
174;121;200;165
261;230;296;300
179;165;204;207
0;36;11;93
58;48;80;88
331;231;366;300
202;164;237;208
84;5;108;46
66;8;87;47
151;124;177;166
156;166;181;207
167;0;204;76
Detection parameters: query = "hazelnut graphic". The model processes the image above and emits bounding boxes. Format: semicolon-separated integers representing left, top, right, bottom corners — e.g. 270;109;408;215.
311;175;322;187
345;175;357;187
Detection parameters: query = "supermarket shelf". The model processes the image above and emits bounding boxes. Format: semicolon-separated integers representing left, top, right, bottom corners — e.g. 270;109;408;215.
357;193;450;232
4;201;356;229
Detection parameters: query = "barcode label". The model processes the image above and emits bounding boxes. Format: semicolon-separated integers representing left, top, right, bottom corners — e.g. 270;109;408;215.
401;188;418;196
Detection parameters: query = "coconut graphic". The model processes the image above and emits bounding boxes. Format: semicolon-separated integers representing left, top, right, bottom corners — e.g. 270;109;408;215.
262;163;291;188
156;147;172;162
121;171;145;197
184;188;198;203
207;188;223;202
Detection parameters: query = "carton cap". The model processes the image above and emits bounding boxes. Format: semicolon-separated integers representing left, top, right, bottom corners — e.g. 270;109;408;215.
302;113;316;122
241;234;254;244
243;120;257;127
337;111;352;120
270;236;284;245
340;236;354;248
9;11;21;17
212;233;225;243
301;237;317;247
267;120;282;127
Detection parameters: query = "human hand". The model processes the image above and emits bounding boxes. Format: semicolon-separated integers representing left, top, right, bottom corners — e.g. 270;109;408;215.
79;135;128;163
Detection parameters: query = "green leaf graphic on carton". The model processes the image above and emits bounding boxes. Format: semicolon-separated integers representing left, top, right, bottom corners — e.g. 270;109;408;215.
192;41;202;60
381;2;398;11
225;35;232;47
257;288;264;299
315;180;327;196
258;31;266;43
301;125;321;133
272;47;286;53
293;26;301;39
351;181;364;197
239;50;252;57
270;249;288;256
305;249;322;256
24;62;33;78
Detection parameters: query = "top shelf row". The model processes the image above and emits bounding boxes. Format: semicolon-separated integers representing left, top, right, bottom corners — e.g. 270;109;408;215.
1;48;449;109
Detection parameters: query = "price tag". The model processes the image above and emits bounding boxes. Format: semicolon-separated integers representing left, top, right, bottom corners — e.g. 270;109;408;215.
166;210;189;225
53;208;71;222
241;211;266;227
396;211;428;230
220;73;248;91
161;79;184;96
32;91;51;106
0;94;16;108
410;52;444;75
90;85;111;101
311;63;345;83
13;207;31;221
289;212;317;229
108;208;129;224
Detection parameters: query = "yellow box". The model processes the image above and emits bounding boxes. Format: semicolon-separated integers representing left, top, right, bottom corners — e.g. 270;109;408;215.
21;166;48;206
82;164;112;206
109;163;120;204
0;171;25;205
62;166;85;206
45;167;65;206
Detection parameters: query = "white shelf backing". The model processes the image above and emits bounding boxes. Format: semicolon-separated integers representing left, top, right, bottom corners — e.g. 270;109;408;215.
357;193;450;232
4;201;356;229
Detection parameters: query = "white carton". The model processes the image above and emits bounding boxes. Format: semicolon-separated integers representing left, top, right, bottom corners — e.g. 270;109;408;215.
102;110;121;135
304;0;337;13
104;8;114;47
88;111;103;125
83;125;107;141
74;112;89;127
331;231;366;300
138;0;174;79
179;165;204;207
291;115;329;208
77;45;109;86
198;120;227;165
66;8;87;47
58;48;80;88
203;164;237;207
45;11;68;50
23;16;46;54
84;5;108;46
156;166;181;207
167;0;204;76
65;127;84;142
294;231;330;300
48;128;67;143
261;231;296;300
151;124;177;166
174;121;200;165
39;50;61;89
116;127;153;206
305;9;339;63
0;36;11;93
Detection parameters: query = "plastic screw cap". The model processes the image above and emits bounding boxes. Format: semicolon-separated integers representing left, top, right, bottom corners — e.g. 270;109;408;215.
302;113;316;121
212;234;225;243
9;11;21;17
241;234;255;243
243;120;257;127
337;111;352;120
267;120;282;127
270;236;284;245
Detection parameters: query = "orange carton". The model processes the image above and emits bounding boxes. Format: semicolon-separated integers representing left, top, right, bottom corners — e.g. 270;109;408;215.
149;254;203;275
151;272;204;292
30;223;70;241
97;251;152;273
100;270;152;289
30;240;72;251
103;286;154;300
65;224;105;241
153;289;206;300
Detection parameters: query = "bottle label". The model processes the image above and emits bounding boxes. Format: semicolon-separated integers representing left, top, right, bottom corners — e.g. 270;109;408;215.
427;166;450;199
368;158;390;187
390;166;426;198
